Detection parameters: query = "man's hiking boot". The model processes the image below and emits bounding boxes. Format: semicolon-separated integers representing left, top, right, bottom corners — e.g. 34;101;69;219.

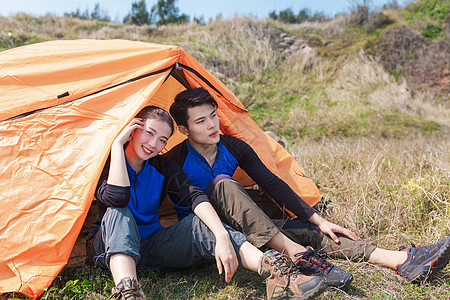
111;277;146;300
294;246;353;289
259;249;328;300
396;235;450;283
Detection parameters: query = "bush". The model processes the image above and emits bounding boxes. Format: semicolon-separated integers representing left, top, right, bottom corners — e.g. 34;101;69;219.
402;0;450;39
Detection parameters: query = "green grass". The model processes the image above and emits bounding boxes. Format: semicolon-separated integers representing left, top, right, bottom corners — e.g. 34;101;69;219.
402;0;450;39
30;258;450;299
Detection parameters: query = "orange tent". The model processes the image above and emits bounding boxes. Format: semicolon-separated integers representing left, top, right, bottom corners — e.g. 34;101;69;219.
0;39;321;299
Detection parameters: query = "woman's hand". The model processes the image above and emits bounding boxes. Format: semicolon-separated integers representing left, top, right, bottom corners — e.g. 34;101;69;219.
113;118;144;146
107;118;144;187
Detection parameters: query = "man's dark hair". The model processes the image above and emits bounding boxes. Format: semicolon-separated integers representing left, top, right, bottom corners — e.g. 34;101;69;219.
135;105;174;136
170;87;218;128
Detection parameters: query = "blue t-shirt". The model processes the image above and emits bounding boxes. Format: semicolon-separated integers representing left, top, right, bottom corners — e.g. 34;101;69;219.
95;154;209;240
171;141;239;219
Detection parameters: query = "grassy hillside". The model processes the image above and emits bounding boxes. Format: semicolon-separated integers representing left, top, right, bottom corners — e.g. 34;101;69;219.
1;1;449;299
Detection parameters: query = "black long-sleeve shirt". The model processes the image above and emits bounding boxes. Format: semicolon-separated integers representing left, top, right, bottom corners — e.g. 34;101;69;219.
164;135;315;221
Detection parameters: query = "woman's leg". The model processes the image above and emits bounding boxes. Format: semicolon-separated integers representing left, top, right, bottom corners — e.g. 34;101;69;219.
87;207;141;284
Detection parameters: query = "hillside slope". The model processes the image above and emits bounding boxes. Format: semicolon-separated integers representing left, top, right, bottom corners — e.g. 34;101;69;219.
1;2;448;142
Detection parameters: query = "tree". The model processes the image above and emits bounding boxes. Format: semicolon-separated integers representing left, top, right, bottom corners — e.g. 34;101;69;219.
268;10;278;20
64;3;110;22
124;0;150;25
278;8;297;23
90;3;110;22
297;8;310;23
152;0;189;25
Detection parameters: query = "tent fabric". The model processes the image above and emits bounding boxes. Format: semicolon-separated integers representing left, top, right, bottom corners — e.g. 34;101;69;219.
0;39;321;299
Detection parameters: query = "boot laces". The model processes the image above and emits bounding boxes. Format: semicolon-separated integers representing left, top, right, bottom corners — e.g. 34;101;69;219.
272;253;304;291
398;242;416;251
295;248;333;274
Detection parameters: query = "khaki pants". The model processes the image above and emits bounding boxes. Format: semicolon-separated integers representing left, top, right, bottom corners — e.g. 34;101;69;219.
206;175;376;261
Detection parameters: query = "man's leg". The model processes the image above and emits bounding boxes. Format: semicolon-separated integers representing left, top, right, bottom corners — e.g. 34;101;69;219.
205;175;307;259
277;219;450;283
204;175;354;289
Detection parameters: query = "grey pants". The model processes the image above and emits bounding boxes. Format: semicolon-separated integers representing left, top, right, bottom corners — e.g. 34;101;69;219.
206;175;376;261
86;206;247;271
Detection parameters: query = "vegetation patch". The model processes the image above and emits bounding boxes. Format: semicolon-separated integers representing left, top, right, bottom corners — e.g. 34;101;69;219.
402;0;450;39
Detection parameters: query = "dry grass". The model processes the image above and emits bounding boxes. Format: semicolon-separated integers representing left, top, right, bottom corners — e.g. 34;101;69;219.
287;134;450;299
289;135;450;246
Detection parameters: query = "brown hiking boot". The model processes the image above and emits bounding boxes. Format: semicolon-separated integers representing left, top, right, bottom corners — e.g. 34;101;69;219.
111;277;146;300
259;249;328;300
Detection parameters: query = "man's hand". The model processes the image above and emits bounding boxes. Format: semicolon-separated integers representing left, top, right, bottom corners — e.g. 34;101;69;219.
215;234;238;283
309;213;358;243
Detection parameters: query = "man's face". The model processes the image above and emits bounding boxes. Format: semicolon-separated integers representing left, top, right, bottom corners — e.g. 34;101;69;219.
181;104;220;146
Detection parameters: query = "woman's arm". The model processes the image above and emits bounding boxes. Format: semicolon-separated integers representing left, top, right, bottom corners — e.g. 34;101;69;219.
96;119;144;207
107;118;144;187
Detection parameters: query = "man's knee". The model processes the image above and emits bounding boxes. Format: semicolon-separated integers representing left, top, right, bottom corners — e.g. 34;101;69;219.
205;174;237;198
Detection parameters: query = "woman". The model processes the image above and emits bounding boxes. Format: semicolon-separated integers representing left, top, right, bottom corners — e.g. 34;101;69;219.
86;106;327;300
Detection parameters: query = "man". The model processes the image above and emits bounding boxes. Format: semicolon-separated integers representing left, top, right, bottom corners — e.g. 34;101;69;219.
87;106;328;300
165;87;450;285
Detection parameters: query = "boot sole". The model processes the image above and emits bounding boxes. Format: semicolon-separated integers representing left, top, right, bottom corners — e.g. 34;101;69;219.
271;279;328;300
335;273;353;289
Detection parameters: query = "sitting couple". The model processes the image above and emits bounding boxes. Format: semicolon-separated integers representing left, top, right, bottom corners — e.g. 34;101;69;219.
87;87;450;300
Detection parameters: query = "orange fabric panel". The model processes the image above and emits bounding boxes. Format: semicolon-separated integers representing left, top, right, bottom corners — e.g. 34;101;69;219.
0;40;178;121
0;40;174;298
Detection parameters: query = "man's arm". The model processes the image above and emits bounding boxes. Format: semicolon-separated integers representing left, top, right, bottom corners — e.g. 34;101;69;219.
222;135;316;220
223;135;358;243
308;213;358;243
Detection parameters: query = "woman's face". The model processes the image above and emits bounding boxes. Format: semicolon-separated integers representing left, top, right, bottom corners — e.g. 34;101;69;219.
128;117;172;162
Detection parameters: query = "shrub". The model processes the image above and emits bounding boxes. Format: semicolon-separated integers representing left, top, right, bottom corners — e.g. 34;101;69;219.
402;0;450;39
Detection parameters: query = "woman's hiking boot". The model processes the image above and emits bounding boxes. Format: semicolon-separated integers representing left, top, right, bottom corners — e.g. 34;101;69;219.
111;277;146;300
294;247;353;289
396;235;450;283
259;249;328;300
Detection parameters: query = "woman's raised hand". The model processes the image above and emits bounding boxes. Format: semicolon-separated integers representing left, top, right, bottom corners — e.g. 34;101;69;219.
114;118;144;146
